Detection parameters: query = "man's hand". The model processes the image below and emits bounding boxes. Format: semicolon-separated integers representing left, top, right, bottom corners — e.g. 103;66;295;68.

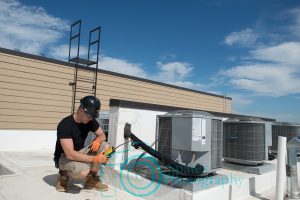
90;137;101;152
92;152;108;164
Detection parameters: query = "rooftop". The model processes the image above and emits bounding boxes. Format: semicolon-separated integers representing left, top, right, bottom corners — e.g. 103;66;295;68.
0;150;284;200
0;150;137;200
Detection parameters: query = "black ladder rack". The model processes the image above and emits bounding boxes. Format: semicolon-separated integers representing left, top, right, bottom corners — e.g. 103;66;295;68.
68;19;101;114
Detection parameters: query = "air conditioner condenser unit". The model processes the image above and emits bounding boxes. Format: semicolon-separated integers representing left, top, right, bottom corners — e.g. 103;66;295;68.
156;110;223;175
270;122;300;154
223;117;272;165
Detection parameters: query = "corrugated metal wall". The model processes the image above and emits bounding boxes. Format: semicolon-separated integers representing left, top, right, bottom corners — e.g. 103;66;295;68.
0;49;231;130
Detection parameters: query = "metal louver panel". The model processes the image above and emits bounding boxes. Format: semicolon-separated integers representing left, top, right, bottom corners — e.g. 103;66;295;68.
156;117;172;158
211;119;223;169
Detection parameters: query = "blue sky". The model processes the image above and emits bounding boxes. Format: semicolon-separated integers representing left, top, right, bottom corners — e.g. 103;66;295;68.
1;0;300;122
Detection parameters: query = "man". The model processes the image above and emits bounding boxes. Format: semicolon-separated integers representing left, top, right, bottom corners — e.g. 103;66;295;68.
54;95;110;192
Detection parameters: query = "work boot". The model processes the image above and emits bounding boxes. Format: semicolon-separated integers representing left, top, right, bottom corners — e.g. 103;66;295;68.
84;175;108;191
56;171;69;192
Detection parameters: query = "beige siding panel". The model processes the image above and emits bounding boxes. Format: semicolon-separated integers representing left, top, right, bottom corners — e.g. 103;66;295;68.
0;62;74;80
0;106;69;127
0;53;73;130
97;94;225;113
0;109;70;119
0;115;64;124
0;102;71;113
0;108;69;118
101;107;110;112
97;79;212;103
96;74;231;112
74;95;227;113
96;90;224;112
0;74;71;91
97;84;225;108
0;69;72;86
0;122;57;130
0;95;71;108
74;92;95;101
225;101;231;113
0;53;74;74
0;88;71;102
0;81;72;97
98;74;228;107
99;73;221;100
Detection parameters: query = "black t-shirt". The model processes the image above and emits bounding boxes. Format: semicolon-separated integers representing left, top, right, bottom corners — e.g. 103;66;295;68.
53;115;100;166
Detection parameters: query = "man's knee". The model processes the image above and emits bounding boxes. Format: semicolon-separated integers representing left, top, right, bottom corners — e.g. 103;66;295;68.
67;169;90;179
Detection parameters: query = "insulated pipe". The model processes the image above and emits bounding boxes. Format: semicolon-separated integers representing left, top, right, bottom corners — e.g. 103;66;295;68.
124;123;204;176
286;137;300;199
276;136;287;200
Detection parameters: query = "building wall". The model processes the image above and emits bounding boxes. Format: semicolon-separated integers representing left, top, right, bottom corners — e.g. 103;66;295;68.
0;49;232;130
0;52;73;130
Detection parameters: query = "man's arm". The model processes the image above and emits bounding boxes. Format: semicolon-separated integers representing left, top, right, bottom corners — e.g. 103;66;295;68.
94;127;106;142
60;138;94;162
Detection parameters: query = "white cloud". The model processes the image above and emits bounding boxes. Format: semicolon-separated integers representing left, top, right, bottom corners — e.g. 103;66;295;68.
249;42;300;66
153;61;204;90
221;9;300;97
286;8;300;37
229;94;253;107
224;28;259;47
99;58;205;91
99;56;147;78
227;56;237;62
0;0;68;54
48;44;88;61
220;64;300;96
155;61;194;81
48;44;70;61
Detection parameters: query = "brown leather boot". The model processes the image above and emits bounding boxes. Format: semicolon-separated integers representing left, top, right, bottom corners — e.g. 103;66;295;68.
56;171;69;192
84;175;108;191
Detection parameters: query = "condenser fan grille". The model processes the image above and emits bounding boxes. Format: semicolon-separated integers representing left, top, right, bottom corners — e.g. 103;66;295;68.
224;123;265;161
